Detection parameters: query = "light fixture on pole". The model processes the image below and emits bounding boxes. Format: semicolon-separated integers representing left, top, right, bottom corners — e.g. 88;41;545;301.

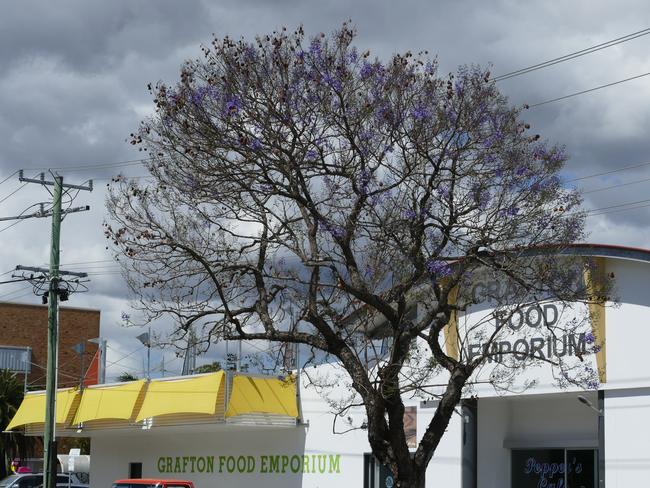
136;328;151;380
577;395;603;415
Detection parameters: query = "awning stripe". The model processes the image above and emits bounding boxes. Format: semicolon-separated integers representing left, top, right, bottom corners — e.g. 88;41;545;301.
7;388;80;431
73;380;146;424
225;375;298;418
135;371;224;422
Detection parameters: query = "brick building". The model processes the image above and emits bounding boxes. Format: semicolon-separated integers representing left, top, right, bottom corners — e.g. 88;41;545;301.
0;302;100;390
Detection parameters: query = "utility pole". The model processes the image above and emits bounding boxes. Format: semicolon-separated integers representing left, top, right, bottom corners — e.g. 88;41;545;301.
6;171;92;488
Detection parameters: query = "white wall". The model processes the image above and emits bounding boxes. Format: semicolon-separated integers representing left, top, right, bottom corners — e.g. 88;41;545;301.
603;259;650;388
605;388;650;486
477;397;511;488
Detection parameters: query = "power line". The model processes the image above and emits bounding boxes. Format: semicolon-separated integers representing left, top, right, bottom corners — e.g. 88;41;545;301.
494;27;650;81
529;71;650;108
0;182;28;205
581;176;650;194
0;171;19;188
585;197;650;215
566;160;650;183
587;202;650;218
32;157;149;172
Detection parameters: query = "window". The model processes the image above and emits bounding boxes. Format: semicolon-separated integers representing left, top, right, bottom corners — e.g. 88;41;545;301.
129;462;143;479
511;448;597;488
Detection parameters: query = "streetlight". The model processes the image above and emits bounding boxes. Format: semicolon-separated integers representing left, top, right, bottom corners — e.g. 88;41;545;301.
136;328;151;380
577;395;603;415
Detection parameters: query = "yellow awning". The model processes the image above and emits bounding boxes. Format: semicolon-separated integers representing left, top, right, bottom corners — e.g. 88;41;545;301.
7;388;80;431
225;375;298;418
135;371;224;422
73;380;146;424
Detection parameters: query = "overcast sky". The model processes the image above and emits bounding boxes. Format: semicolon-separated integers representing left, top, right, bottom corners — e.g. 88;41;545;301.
1;0;649;381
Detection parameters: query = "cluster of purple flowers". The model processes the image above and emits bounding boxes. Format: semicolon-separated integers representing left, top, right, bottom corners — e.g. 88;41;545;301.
411;103;431;121
320;220;345;239
402;209;417;219
585;332;596;344
225;97;241;116
191;85;219;106
426;259;452;277
586;379;600;390
356;169;373;196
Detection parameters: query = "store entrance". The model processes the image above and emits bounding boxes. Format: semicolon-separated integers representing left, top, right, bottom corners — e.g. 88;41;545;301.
363;454;394;488
511;448;597;488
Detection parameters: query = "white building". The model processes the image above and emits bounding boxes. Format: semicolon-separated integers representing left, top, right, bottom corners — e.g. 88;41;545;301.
7;244;650;488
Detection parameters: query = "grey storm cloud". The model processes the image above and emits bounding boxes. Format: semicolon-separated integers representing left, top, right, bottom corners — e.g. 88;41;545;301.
1;0;649;376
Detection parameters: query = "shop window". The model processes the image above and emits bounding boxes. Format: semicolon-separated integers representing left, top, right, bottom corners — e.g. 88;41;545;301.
129;462;143;479
511;448;597;488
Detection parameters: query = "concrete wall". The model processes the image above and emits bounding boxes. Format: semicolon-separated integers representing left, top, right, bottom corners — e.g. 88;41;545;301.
605;388;650;486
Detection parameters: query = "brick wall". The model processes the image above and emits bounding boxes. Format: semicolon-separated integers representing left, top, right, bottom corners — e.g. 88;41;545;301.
0;302;100;390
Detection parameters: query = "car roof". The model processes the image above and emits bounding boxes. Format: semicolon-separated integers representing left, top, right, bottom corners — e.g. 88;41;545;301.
113;480;192;484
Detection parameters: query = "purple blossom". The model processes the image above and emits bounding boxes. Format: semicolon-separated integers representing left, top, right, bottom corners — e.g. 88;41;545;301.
454;80;464;97
305;150;318;161
225;97;241;116
121;312;130;322
250;138;263;150
592;345;602;353
426;260;452;277
320;220;345;239
360;62;375;79
515;166;528;177
356;169;373;195
586;379;599;390
322;73;342;91
191;85;218;106
482;130;503;149
346;49;359;64
505;206;520;216
411;104;431;121
436;185;450;199
370;189;391;206
402;209;417;219
585;332;596;344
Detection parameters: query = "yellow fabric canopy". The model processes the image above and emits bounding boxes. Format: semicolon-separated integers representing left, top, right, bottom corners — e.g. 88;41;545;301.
135;371;224;422
73;380;146;424
7;388;80;431
226;375;298;418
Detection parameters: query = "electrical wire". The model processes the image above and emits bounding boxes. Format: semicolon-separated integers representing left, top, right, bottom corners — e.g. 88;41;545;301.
581;176;650;194
566;160;650;182
0;171;19;188
0;182;29;205
105;344;146;369
585;197;650;214
529;71;650;108
494;27;650;82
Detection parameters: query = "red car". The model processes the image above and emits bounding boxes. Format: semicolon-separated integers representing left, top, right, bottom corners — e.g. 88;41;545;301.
112;480;194;488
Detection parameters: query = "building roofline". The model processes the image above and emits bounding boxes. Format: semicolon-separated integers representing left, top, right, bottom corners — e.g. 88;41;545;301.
0;301;101;313
552;243;650;263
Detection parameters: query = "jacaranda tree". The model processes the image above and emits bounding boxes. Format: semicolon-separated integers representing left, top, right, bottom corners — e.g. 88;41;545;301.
107;24;602;487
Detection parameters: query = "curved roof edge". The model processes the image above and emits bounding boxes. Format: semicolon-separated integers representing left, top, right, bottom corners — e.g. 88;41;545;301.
555;243;650;263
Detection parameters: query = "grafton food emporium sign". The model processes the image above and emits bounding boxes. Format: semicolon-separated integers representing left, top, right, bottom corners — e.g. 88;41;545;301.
157;453;341;475
462;275;596;365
